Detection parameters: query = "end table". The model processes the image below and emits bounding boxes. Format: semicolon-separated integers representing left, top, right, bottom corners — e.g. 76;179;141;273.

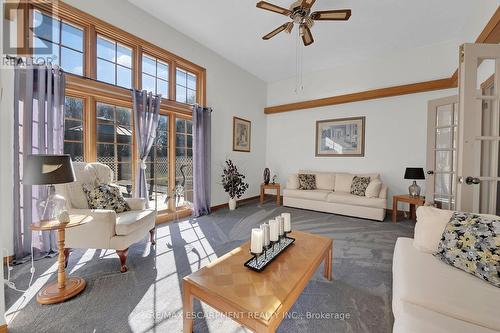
392;194;425;223
260;183;281;206
30;214;92;304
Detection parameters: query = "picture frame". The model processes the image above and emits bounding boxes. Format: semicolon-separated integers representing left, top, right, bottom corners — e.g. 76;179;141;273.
233;116;251;152
315;116;365;157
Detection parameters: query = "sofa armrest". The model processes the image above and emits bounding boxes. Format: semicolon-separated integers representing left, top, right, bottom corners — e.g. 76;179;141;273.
65;209;117;249
124;198;147;210
379;184;388;199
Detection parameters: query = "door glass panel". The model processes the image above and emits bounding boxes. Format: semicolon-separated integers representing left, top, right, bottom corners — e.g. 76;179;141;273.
436;127;452;149
146;114;169;211
437;105;453;127
435;173;451;196
435;151;452;172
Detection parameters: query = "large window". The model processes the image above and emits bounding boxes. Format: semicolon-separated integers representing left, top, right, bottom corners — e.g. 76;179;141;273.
146;115;169;210
33;10;84;75
63;97;84;161
96;35;133;89
96;102;133;196
142;55;169;98
176;69;197;104
175;118;193;205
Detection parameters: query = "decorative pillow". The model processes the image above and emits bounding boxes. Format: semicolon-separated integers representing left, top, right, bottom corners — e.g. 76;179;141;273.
365;179;382;198
315;173;335;190
350;176;371;196
83;183;130;213
435;212;500;288
298;174;316;190
414;206;453;253
286;174;299;190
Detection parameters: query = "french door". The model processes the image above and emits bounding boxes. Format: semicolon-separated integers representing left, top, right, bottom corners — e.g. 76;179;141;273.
426;95;459;209
456;43;500;214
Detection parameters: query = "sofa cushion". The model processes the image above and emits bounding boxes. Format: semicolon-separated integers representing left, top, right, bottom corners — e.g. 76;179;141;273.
315;173;335;190
298;174;316;190
326;191;386;209
286;173;299;190
115;209;155;236
365;179;382;198
393;237;500;331
435;212;500;288
414;206;453;254
335;173;354;192
283;189;331;201
350;176;371;196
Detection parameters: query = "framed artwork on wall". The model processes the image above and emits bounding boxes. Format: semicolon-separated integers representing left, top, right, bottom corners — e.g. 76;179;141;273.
233;116;251;152
315;116;365;157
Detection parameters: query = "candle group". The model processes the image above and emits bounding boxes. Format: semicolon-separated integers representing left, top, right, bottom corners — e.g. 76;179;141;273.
250;213;292;256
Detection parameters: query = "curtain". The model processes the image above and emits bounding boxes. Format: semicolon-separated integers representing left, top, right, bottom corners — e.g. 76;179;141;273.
13;63;66;260
192;105;212;217
132;90;160;207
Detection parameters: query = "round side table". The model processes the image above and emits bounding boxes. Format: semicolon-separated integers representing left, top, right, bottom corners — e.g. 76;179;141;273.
30;214;92;304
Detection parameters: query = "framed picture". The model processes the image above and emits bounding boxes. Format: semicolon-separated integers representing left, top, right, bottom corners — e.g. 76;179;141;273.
233;116;251;152
315;116;365;157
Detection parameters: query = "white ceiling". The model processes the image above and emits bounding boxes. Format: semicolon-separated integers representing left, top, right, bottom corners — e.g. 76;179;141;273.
128;0;490;82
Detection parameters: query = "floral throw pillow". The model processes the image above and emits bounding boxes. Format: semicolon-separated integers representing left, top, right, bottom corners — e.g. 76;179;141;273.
83;183;130;213
435;212;500;288
350;176;371;196
298;174;316;190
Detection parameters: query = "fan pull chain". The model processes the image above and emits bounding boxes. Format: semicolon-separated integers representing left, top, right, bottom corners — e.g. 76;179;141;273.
294;27;304;94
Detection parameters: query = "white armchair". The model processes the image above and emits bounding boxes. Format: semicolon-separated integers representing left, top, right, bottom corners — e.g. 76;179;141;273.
55;162;156;272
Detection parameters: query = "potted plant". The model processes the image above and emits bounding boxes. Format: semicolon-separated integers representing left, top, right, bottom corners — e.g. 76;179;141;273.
221;159;249;210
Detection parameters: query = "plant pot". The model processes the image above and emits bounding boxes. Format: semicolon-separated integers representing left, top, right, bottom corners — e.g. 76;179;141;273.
228;197;237;210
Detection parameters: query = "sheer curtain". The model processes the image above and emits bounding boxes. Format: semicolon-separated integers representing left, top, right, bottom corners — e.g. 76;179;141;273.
192;105;212;217
132;90;160;208
13;63;66;260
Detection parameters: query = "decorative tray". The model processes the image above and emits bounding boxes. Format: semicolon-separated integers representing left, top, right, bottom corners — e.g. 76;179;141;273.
244;235;295;272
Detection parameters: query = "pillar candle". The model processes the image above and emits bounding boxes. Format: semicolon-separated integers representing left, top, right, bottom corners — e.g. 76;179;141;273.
250;228;263;254
260;223;270;247
269;219;279;242
276;216;284;236
281;212;291;232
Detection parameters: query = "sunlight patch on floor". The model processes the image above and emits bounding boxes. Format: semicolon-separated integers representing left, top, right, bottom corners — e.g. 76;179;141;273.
69;249;96;274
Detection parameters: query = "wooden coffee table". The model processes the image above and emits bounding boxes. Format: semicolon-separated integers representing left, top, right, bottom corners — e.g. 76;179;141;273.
183;230;333;333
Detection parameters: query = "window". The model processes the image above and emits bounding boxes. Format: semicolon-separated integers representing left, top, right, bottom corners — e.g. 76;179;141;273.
146;115;169;210
63;97;84;161
33;10;84;75
96;35;133;88
176;69;197;104
142;55;169;98
96;102;133;196
175;118;193;206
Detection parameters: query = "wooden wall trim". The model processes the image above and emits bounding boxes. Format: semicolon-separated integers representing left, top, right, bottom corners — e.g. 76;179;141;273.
264;78;455;114
3;255;13;265
211;196;260;211
265;6;500;115
0;324;7;333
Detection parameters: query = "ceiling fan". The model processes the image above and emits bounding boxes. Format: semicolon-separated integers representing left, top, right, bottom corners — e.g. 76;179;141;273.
256;0;351;46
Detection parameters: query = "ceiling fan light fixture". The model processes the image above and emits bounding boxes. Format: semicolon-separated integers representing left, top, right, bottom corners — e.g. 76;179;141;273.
305;16;314;28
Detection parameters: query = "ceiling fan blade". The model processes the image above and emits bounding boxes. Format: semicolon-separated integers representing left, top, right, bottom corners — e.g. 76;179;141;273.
301;0;316;9
262;23;289;40
311;9;351;21
300;24;314;46
256;1;292;16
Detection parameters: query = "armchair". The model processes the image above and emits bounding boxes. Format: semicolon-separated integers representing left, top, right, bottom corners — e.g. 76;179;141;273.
55;162;156;272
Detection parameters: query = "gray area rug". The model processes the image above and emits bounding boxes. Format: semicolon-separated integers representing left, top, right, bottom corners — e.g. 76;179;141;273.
4;200;414;333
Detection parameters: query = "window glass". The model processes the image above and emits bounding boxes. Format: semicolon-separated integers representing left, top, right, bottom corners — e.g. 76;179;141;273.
32;10;83;75
141;54;169;98
146;114;169;211
175;118;193;207
175;68;197;104
96;102;133;196
63;97;84;162
96;35;133;88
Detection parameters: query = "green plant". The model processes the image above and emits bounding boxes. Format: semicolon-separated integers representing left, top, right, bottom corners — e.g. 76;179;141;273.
221;159;249;199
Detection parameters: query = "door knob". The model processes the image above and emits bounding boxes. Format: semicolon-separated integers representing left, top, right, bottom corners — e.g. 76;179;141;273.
465;176;480;185
427;170;434;175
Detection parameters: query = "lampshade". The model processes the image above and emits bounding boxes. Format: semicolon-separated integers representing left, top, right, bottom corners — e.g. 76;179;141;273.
23;154;75;185
404;167;425;180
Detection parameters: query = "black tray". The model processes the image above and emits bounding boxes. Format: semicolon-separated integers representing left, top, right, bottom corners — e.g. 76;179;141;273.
244;235;295;272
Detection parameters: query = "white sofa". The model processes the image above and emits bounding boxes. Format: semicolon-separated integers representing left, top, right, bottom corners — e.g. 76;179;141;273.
55;162;156;272
392;206;500;333
283;171;388;221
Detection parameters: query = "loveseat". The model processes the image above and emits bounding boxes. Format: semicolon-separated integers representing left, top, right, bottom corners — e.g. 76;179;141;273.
283;171;388;221
392;206;500;333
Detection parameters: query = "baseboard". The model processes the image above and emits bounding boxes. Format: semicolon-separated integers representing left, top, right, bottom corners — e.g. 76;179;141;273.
0;323;8;333
3;255;13;265
211;195;260;211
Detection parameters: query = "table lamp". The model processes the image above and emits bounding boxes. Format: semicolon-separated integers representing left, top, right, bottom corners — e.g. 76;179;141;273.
404;167;425;198
23;154;75;221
